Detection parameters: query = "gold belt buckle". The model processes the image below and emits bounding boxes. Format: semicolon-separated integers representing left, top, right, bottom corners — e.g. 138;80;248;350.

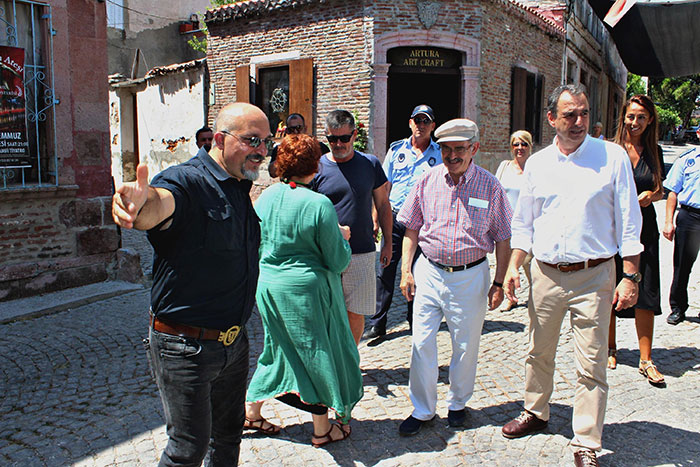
218;325;240;346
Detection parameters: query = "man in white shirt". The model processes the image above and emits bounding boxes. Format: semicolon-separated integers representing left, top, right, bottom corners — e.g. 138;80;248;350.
501;85;643;467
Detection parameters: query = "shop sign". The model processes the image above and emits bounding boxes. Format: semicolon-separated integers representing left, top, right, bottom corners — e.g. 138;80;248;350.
0;45;30;166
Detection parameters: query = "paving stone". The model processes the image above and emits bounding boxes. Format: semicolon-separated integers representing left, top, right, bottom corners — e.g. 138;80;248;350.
1;200;699;466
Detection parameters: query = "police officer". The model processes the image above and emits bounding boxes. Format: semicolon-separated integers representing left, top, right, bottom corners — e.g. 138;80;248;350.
365;105;442;339
663;128;700;325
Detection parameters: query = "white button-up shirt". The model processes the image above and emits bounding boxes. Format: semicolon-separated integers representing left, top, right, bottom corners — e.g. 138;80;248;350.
511;135;643;263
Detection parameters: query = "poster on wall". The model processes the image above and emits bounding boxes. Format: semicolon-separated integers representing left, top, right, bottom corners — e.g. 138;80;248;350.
0;45;30;167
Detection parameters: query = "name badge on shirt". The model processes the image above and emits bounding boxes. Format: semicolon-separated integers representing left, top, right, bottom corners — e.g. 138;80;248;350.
468;197;489;209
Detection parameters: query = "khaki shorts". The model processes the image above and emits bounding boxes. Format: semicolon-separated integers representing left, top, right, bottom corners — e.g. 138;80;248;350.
341;252;376;316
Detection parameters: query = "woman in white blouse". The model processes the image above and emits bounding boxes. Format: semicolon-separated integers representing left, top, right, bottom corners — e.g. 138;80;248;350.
496;130;533;311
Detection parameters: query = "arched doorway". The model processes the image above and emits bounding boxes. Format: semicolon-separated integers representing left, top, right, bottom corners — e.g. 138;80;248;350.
372;31;481;156
386;46;461;144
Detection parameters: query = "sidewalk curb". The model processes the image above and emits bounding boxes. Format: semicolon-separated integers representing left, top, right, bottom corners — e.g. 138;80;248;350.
0;281;146;324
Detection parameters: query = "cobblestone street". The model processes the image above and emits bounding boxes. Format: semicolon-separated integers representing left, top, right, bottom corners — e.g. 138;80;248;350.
2;198;699;466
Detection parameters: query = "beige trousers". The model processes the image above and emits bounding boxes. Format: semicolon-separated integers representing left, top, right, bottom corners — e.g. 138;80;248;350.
524;259;615;452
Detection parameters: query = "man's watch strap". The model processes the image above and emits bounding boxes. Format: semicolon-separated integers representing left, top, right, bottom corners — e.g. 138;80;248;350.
621;271;642;283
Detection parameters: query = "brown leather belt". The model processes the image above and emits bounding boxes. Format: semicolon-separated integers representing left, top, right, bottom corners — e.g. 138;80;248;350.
149;314;241;346
540;256;612;273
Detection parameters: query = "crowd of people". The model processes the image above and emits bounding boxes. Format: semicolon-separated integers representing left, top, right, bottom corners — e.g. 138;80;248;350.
112;84;699;467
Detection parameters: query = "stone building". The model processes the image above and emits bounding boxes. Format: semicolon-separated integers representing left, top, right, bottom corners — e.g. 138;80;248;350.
204;0;625;191
0;1;126;300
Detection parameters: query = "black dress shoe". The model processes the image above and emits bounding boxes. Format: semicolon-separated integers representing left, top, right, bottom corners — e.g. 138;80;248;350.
502;411;548;439
398;415;435;436
447;409;467;427
363;326;386;339
667;310;685;325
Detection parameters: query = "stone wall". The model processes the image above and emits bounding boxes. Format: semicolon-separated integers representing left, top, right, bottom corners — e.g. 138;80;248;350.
0;190;119;300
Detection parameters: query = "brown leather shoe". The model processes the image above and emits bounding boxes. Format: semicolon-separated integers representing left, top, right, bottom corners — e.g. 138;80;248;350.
573;449;599;467
502;410;548;438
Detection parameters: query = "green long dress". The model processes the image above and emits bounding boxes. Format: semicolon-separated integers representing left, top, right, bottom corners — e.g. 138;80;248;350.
246;182;363;423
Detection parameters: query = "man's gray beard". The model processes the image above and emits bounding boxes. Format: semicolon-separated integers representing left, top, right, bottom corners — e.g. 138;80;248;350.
242;167;259;181
332;149;352;160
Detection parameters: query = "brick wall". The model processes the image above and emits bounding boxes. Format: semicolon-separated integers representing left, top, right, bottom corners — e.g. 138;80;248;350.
208;0;564;177
208;0;372;138
373;0;482;38
479;0;563;171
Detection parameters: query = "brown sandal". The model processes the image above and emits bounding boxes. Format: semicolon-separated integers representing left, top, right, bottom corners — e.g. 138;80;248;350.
243;417;281;435
639;360;665;387
607;348;617;370
311;422;351;448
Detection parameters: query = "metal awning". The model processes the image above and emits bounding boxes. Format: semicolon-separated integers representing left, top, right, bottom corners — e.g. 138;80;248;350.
587;0;700;77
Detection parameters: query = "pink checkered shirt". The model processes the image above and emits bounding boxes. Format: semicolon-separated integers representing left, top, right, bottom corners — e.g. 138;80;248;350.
397;163;512;266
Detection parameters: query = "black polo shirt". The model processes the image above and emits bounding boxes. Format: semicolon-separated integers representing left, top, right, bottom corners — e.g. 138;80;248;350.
147;148;260;331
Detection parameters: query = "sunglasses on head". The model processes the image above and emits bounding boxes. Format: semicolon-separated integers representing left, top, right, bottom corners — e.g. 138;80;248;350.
221;130;275;151
286;125;304;133
326;133;354;143
512;141;529;148
413;116;432;125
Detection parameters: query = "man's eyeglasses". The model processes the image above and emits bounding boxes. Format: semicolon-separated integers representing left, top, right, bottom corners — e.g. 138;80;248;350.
221;130;274;152
286;125;304;133
413;116;432;125
439;144;471;156
512;142;529;148
326;133;354;144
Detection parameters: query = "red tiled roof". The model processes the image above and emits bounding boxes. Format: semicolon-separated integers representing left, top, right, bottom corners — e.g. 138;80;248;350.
205;0;565;38
205;0;324;23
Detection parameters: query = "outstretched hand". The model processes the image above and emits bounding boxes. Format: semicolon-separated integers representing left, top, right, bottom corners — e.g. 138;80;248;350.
112;164;149;229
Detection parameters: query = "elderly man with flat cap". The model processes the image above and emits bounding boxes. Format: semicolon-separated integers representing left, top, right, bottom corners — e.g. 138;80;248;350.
396;118;512;435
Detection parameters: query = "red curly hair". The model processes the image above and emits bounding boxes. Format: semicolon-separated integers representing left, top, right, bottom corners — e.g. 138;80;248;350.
275;134;322;179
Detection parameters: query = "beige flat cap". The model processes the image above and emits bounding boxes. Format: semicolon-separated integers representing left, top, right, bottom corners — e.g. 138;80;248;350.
434;118;479;143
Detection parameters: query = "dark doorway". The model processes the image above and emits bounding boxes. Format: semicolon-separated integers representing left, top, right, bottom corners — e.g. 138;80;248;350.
386;46;462;146
387;72;460;144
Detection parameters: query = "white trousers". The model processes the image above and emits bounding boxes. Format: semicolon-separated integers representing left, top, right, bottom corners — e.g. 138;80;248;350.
409;255;489;420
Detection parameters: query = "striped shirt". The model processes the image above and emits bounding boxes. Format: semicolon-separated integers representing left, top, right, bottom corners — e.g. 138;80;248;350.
397;163;512;266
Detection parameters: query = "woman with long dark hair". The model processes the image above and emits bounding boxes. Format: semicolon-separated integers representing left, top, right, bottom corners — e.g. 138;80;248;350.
607;95;666;386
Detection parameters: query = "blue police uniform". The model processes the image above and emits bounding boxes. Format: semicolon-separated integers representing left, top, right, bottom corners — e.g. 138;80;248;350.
663;147;700;322
369;137;442;331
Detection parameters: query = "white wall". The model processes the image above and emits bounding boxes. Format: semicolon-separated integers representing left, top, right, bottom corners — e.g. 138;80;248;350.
135;68;207;179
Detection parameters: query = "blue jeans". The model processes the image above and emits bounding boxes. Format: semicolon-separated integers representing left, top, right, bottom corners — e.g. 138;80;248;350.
148;327;249;466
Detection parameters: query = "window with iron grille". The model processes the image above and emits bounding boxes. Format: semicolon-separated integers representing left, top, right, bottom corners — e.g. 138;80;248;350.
0;0;57;189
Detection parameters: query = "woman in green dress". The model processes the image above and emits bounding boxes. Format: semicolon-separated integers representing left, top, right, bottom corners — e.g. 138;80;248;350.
244;134;363;447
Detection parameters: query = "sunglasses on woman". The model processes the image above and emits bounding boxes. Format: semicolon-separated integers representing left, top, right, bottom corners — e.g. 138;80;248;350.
512;142;529;148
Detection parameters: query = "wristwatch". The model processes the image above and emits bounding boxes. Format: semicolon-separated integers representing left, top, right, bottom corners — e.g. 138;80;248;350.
621;271;642;283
